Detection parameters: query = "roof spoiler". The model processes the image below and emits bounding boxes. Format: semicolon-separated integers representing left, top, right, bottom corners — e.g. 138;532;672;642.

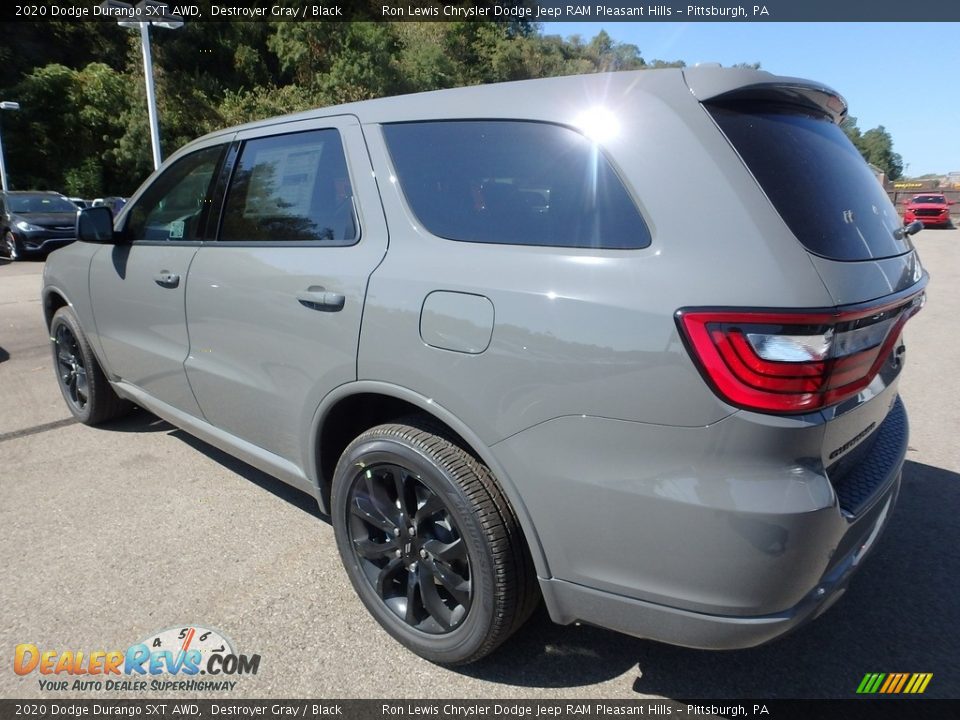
683;67;848;124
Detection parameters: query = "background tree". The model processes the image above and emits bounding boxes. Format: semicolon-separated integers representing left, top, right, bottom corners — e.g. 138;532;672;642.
0;18;899;195
842;116;904;180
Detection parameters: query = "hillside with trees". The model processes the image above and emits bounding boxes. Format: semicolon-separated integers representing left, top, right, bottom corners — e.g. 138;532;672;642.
0;15;901;195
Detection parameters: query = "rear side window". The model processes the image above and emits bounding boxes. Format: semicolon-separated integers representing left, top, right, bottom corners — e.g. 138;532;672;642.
383;121;650;249
220;129;357;245
707;102;909;261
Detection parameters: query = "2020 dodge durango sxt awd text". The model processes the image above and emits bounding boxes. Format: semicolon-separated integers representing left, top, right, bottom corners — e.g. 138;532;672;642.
43;67;925;665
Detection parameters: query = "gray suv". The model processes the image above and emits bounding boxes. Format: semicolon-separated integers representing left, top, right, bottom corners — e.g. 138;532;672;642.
43;68;925;665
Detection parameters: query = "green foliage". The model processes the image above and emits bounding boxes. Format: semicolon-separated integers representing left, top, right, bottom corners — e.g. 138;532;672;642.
218;84;322;127
842;116;904;180
859;126;904;181
2;20;896;196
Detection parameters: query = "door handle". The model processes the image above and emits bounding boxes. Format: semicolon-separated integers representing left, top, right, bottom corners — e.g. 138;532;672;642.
154;272;180;288
297;287;345;312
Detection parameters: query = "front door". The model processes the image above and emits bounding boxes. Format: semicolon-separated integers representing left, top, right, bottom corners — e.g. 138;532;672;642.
89;143;228;417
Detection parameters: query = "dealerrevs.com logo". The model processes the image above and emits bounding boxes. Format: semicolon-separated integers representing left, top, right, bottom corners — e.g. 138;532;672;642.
14;625;260;692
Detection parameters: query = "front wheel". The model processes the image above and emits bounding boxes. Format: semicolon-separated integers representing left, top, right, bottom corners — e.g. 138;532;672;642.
50;306;132;424
331;419;537;665
3;231;19;261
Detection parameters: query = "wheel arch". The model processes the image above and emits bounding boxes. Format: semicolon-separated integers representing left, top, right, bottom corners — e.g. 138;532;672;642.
42;287;71;331
308;381;550;578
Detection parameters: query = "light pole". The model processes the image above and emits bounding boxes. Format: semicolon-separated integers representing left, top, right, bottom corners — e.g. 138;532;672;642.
102;0;183;171
0;101;20;192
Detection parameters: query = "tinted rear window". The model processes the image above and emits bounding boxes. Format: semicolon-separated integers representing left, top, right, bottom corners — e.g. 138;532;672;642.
707;103;910;261
383;121;650;250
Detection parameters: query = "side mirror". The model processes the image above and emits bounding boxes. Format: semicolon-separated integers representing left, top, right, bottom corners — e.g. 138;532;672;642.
76;206;116;244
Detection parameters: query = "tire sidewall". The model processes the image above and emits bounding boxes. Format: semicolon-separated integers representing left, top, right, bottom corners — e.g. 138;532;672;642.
50;307;95;423
332;433;498;664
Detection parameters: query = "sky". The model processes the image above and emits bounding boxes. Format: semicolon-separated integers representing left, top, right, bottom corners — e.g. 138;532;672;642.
543;22;959;178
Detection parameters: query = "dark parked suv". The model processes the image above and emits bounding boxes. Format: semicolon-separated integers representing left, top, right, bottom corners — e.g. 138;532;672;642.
1;191;79;260
43;67;925;664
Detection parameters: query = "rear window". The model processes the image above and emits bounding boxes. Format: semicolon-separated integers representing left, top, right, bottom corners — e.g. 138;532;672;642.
707;102;910;261
383;121;650;250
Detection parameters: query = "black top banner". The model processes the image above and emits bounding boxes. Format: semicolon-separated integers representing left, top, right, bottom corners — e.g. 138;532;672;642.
4;0;960;23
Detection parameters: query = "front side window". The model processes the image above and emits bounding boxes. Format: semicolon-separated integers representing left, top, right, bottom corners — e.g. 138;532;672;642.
383;121;650;250
124;144;225;242
219;129;357;245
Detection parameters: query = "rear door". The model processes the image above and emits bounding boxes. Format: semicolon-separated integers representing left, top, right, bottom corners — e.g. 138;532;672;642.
89;142;228;416
183;116;388;466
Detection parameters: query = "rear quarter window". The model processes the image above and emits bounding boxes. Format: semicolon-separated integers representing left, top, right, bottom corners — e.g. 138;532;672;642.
382;120;650;250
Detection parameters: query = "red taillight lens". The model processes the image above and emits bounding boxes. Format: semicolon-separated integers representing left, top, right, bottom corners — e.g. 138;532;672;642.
677;292;925;413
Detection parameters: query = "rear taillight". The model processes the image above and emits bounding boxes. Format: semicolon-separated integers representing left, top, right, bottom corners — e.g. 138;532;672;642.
677;291;925;413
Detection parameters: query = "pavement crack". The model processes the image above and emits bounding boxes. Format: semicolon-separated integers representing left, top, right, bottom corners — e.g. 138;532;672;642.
0;417;77;443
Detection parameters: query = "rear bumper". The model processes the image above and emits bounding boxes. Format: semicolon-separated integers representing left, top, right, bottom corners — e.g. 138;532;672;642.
494;391;908;649
539;471;899;649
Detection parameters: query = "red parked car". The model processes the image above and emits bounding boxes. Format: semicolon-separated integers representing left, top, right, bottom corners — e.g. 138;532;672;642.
903;193;954;228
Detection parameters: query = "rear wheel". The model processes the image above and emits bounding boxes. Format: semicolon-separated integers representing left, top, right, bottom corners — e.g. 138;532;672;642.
50;306;132;424
331;419;537;665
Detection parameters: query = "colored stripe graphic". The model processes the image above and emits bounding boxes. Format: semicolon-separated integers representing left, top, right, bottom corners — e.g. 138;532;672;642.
879;674;895;693
857;672;932;694
893;673;909;693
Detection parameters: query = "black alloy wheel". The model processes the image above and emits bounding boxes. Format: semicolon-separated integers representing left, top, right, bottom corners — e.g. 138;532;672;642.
332;420;538;665
346;461;473;634
49;306;132;425
54;322;88;412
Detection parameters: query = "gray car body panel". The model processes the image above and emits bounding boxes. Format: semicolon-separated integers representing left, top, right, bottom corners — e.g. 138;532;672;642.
42;68;921;650
90;243;204;417
182;116;390;464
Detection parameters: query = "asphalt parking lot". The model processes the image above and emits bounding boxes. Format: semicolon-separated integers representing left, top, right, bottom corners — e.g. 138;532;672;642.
1;229;958;701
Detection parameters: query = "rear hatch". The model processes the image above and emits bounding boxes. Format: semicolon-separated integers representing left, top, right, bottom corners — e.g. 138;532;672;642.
683;69;926;514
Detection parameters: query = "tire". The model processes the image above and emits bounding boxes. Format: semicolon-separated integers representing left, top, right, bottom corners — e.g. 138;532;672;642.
50;306;132;425
3;231;19;261
331;418;538;665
